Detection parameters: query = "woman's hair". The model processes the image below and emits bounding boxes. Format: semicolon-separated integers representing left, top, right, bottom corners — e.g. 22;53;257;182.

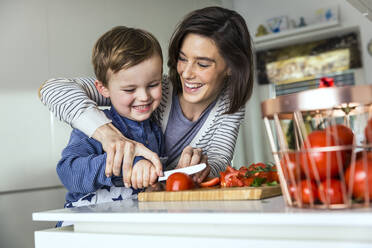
92;26;163;86
168;6;254;114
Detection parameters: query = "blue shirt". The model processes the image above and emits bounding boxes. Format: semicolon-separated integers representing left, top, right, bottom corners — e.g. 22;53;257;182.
57;106;164;203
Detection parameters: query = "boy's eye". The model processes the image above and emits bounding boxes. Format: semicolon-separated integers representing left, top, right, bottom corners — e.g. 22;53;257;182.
149;82;160;88
122;89;135;93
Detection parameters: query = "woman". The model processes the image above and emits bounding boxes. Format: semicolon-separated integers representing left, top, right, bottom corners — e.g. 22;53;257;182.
39;6;254;186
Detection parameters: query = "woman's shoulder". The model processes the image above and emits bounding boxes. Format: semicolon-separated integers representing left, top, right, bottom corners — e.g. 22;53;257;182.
210;88;246;122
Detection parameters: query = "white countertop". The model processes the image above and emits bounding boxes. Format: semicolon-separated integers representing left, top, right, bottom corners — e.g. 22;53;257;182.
33;196;372;226
33;196;372;247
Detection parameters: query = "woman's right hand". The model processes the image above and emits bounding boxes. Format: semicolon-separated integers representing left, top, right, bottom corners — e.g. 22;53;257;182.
92;123;163;188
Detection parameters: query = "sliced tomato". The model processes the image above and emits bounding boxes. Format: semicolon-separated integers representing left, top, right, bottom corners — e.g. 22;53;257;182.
200;177;220;187
226;165;238;174
238;166;248;177
220;171;227;187
242;177;254;186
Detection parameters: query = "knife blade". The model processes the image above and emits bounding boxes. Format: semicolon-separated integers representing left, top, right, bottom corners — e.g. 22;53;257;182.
158;163;206;181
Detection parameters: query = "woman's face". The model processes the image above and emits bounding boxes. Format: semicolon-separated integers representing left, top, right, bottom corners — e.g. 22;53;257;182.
177;33;229;108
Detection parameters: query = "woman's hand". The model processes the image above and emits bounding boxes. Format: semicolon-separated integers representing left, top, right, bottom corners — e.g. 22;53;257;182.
92;123;163;188
131;159;158;189
177;146;211;184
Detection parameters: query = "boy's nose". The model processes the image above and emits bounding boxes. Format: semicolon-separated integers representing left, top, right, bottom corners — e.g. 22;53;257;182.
137;89;150;101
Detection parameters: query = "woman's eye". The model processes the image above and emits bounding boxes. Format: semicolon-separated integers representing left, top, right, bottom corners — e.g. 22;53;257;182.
123;89;135;93
178;56;187;62
198;63;210;68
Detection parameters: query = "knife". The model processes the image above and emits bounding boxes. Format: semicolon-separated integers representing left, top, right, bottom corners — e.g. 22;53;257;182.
158;163;207;181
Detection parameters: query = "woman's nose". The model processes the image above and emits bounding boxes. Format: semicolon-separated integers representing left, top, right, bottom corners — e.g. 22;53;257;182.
182;62;195;79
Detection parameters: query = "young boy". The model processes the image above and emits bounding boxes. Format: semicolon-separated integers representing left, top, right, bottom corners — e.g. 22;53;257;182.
56;26;165;215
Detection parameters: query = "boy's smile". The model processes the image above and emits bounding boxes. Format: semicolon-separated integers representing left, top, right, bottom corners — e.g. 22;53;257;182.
96;54;163;122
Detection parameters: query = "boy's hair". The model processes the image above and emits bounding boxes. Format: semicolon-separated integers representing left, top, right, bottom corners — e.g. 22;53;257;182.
92;26;163;86
167;7;254;114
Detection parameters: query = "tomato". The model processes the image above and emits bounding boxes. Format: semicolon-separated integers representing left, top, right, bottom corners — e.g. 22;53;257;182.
287;180;318;204
288;183;297;200
165;172;194;192
299;180;318;204
226;165;238;174
280;153;303;181
247;162;267;172
300;130;344;180
318;179;344;204
242;177;254;186
365;118;372;143
345;155;372;200
220;171;227;187
269;170;279;182
223;172;244;187
238;166;248;177
329;124;354;166
329;124;354;146
200;177;220;187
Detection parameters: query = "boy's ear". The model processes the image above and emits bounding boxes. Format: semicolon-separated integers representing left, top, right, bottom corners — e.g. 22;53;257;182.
94;80;110;98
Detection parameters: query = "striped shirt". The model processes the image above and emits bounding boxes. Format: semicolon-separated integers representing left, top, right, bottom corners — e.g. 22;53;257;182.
39;76;245;177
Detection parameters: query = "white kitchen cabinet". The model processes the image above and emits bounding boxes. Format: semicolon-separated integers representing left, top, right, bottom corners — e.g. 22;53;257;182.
33;196;372;248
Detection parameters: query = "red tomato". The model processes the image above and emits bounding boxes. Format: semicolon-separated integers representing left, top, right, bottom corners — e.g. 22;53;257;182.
329;124;354;166
287;180;318;204
220;171;227;187
365;118;372;143
166;172;194;192
226;165;238;174
299;180;318;204
200;177;220;187
280;153;303;181
268;171;279;183
247;162;267;172
242;177;254;186
329;124;354;146
288;183;298;200
238;166;248;177
345;155;372;200
300;130;344;180
318;179;344;204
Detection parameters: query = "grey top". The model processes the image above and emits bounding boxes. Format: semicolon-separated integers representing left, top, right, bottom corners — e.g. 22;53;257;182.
164;94;216;168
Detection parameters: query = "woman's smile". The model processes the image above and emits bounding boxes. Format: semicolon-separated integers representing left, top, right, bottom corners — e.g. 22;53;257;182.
184;81;204;92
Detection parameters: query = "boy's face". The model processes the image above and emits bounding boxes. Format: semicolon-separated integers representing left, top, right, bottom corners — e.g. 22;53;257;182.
97;55;163;122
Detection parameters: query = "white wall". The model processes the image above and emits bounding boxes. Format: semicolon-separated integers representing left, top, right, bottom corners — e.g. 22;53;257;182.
0;1;223;247
232;0;372;167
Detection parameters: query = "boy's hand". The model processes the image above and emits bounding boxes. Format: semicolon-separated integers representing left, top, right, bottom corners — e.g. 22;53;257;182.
92;123;163;188
130;159;158;189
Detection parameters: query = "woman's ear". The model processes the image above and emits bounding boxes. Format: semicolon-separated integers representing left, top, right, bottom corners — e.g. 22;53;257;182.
95;80;110;98
226;67;232;76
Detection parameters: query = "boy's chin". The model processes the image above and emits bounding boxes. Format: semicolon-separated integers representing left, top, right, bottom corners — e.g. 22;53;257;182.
129;113;152;122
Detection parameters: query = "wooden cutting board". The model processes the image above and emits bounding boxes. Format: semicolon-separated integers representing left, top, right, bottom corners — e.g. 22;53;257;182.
138;185;281;202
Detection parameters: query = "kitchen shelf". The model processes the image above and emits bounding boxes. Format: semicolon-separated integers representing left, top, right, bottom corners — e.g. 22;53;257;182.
253;20;359;51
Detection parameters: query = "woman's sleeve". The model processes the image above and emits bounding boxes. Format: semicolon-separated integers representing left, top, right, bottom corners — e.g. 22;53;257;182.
205;106;245;177
38;77;111;137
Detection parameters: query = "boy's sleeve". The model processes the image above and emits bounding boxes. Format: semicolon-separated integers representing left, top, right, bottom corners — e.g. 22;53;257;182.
57;129;112;194
153;123;167;166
